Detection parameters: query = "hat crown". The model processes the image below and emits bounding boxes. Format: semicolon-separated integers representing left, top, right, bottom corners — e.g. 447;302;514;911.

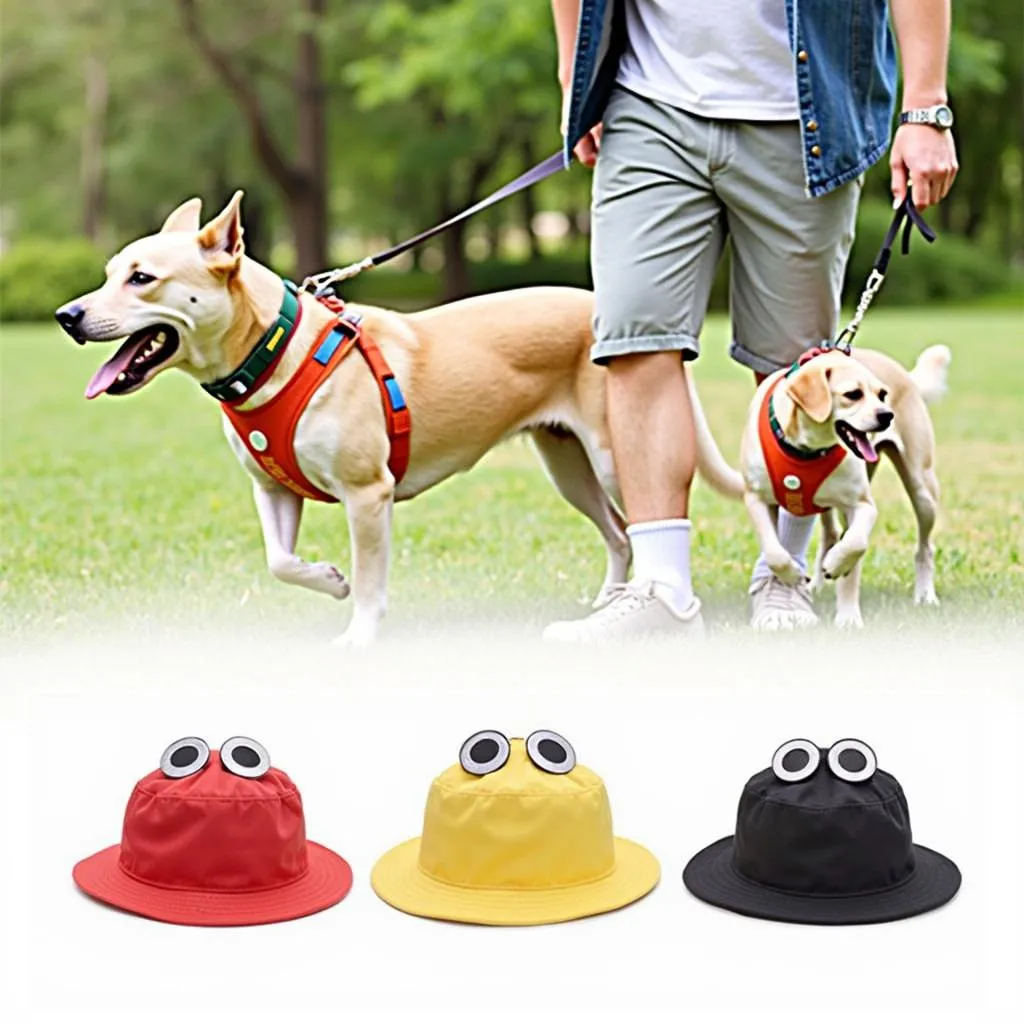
118;751;309;891
418;740;615;889
733;764;916;896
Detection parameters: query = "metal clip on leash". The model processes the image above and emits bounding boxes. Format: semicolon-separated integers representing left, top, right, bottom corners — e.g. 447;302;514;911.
832;190;936;353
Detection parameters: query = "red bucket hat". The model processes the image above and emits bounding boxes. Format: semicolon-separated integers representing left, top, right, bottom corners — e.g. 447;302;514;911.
73;737;352;926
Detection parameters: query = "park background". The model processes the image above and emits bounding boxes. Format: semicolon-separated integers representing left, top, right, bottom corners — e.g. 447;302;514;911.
0;0;1021;639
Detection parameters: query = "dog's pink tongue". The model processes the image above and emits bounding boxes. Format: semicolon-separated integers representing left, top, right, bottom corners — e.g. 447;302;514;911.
855;434;879;463
85;337;147;399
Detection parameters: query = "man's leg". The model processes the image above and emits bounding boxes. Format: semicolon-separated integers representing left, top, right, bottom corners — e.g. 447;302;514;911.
544;89;723;641
716;119;861;629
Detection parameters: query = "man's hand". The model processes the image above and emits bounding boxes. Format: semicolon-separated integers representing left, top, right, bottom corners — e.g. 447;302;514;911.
561;84;602;167
889;123;958;209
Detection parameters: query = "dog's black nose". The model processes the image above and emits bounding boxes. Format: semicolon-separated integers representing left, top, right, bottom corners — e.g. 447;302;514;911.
875;409;894;429
55;302;86;341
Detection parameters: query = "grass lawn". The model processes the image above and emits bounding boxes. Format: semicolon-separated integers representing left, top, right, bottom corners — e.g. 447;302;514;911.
1;307;1021;640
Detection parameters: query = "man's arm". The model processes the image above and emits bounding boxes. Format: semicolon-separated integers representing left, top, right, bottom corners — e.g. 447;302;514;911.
551;0;602;166
889;0;958;208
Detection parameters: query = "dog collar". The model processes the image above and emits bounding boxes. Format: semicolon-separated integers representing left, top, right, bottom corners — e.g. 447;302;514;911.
202;280;302;403
767;349;842;460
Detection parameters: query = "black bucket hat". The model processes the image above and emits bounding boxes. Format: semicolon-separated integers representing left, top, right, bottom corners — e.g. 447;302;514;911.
683;738;961;925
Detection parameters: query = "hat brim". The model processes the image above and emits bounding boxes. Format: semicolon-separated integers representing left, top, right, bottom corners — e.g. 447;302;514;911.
683;836;961;926
72;842;352;927
371;836;659;926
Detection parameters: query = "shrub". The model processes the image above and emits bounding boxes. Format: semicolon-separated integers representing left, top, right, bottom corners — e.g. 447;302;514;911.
0;238;106;322
843;199;1012;306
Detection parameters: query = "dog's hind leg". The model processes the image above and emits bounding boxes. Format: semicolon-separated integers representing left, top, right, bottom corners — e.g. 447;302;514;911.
253;482;351;599
529;427;631;605
887;447;941;605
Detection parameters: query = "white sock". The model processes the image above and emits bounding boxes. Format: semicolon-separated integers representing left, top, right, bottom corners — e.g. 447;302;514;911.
751;510;816;584
627;518;694;612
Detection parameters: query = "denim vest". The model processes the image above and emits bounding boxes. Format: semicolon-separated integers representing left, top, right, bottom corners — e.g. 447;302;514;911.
563;0;897;197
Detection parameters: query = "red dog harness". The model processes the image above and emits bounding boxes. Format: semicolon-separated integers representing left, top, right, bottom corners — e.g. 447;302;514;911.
217;288;411;502
758;350;847;517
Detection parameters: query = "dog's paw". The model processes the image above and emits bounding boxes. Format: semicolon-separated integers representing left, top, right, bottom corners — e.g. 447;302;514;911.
834;607;865;630
765;554;804;586
808;571;827;595
331;620;377;650
822;545;863;580
311;562;351;600
914;588;940;607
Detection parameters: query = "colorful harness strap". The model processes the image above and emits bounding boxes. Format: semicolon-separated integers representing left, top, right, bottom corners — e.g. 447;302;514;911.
758;352;847;517
221;293;411;502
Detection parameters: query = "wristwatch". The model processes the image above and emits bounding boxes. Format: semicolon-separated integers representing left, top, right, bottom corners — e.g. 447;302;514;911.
899;105;954;130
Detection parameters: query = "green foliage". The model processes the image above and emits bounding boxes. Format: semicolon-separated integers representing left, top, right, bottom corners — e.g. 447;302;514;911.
0;238;106;322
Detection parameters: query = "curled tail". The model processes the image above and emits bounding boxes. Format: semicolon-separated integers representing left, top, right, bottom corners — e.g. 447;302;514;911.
685;369;745;501
909;344;952;405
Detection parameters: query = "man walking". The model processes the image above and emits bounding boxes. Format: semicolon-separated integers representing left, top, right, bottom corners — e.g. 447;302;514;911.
546;0;957;640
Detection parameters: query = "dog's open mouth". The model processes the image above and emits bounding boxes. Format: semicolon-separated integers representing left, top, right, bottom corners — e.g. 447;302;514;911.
835;420;878;463
85;326;180;399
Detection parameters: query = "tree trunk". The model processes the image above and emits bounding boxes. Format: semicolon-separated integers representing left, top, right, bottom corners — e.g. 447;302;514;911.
80;52;108;242
291;191;328;282
292;0;328;278
518;140;542;260
442;219;470;301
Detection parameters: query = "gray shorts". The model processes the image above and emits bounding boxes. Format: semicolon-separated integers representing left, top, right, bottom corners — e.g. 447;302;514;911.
590;87;861;373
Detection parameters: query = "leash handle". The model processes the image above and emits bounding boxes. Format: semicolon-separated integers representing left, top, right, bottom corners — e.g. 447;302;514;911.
833;190;936;352
302;151;568;296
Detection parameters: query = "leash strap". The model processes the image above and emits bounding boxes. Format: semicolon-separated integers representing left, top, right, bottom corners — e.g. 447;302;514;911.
302;151;567;296
833;192;936;352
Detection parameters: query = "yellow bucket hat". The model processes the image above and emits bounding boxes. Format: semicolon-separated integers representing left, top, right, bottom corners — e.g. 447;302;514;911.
371;730;660;925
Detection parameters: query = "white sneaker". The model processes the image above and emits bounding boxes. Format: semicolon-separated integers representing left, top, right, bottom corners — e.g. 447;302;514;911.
543;580;704;643
749;576;818;631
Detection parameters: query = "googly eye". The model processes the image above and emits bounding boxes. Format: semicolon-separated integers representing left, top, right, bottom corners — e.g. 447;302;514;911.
220;736;271;779
827;738;877;783
525;730;576;775
160;736;210;779
771;738;821;783
459;730;510;776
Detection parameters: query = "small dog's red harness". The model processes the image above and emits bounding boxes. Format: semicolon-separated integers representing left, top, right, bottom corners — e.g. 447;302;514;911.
758;349;847;517
220;294;411;503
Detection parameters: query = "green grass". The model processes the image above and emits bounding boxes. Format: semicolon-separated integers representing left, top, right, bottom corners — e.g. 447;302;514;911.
1;308;1021;640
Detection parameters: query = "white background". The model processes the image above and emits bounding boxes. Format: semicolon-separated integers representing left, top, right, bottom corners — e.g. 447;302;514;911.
1;627;1021;1021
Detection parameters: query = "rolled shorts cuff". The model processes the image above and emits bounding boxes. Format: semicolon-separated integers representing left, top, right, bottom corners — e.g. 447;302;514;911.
591;333;701;366
728;338;795;376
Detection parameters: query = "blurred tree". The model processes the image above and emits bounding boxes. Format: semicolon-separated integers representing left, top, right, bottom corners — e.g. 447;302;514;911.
178;0;330;278
344;0;563;297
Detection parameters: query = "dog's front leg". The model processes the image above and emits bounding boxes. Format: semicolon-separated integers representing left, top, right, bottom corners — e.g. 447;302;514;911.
333;480;394;649
821;498;876;582
810;509;842;594
253;482;350;599
744;491;805;585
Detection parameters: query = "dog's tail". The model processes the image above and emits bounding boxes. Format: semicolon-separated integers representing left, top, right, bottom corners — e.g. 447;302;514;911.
686;371;745;501
909;344;952;405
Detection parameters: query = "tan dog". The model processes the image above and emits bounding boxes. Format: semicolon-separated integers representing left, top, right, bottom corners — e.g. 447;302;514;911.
56;193;743;646
741;345;950;628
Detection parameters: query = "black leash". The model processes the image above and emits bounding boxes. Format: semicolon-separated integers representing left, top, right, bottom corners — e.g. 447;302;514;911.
832;191;936;352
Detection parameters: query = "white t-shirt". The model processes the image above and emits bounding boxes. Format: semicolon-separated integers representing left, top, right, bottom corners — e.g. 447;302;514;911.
616;0;800;120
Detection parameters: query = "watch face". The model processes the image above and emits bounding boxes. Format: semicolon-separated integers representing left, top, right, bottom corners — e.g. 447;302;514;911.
935;105;954;128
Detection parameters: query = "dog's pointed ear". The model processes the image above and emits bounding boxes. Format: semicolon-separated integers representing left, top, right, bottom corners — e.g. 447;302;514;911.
160;197;203;234
198;191;245;274
786;363;833;423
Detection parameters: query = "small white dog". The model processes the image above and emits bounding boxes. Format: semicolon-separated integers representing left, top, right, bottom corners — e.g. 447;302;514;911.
741;344;951;628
